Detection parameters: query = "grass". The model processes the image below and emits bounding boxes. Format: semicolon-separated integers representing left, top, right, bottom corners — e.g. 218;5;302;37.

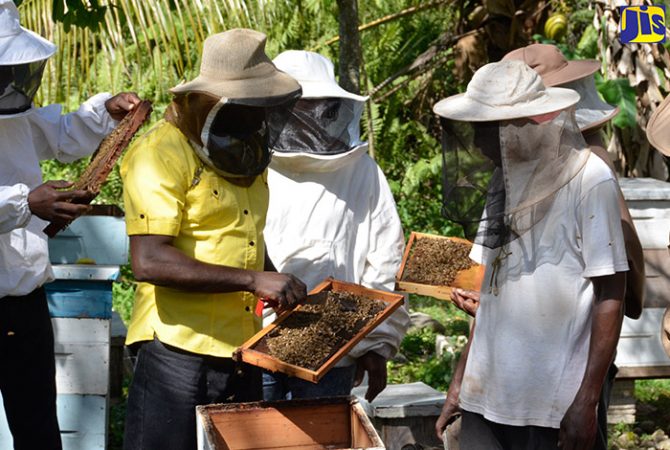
606;380;670;449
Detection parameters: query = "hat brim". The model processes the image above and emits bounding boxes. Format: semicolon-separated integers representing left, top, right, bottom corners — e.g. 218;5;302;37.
170;69;301;107
577;105;619;132
542;60;600;87
299;80;369;102
647;95;670;156
433;87;580;122
0;28;56;64
662;307;670;358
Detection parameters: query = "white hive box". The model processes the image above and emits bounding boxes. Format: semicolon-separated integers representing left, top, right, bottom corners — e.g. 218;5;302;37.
615;177;670;378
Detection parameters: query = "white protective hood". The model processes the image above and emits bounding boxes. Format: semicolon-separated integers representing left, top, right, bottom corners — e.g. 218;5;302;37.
270;142;369;173
0;0;56;64
271;50;370;166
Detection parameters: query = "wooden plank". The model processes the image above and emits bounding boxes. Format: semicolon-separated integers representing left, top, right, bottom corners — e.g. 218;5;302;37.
52;318;110;395
395;232;484;301
351;402;384;448
236;278;404;383
607;379;636;424
616;365;670;379
209;404;350;449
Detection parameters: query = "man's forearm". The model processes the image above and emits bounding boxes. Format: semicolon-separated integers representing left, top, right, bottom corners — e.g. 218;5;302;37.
444;320;475;406
131;235;256;293
574;273;626;406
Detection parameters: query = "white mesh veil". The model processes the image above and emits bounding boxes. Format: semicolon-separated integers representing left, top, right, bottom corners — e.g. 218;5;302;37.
441;108;591;249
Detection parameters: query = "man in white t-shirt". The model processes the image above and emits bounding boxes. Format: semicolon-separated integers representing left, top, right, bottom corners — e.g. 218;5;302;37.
433;61;627;450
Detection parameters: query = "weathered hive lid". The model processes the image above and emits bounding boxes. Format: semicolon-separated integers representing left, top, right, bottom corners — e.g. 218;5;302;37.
352;382;445;419
619;177;670;201
51;265;121;281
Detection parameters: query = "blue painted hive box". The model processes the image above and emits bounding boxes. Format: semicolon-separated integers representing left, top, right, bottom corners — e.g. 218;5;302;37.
46;206;127;320
45;266;120;319
48;205;128;266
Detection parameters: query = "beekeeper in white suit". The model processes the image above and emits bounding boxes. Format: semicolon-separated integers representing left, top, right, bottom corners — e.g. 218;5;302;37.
263;50;409;402
0;1;138;448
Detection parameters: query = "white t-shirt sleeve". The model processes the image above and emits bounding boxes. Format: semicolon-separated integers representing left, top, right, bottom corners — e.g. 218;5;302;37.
577;178;629;278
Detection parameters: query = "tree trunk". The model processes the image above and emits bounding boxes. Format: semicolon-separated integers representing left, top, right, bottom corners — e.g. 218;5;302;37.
337;0;362;94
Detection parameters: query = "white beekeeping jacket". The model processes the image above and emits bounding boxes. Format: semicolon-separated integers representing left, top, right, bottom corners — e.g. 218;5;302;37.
0;93;116;297
265;145;410;366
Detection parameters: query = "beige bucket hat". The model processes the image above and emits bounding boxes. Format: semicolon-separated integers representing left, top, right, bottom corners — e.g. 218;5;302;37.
170;29;301;106
433;60;579;122
503;44;617;132
647;95;670;156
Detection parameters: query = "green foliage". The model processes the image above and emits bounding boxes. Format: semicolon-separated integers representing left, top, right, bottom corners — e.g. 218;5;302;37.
635;379;670;403
596;75;638;129
388;295;470;392
575;24;599;60
112;266;136;325
388;327;463;392
52;0;107;31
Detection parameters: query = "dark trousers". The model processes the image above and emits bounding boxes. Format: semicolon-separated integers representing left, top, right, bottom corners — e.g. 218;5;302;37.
123;337;262;450
262;365;356;401
460;363;617;450
460;411;560;450
596;363;618;450
0;288;61;450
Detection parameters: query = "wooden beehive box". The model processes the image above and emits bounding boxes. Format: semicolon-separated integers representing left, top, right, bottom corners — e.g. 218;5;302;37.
395;232;484;301
196;397;385;450
235;278;404;383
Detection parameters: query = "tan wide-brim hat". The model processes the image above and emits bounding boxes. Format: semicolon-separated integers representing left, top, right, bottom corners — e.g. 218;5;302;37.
170;29;301;107
503;43;600;87
504;44;618;132
433;60;580;122
647;95;670;156
662;306;670;358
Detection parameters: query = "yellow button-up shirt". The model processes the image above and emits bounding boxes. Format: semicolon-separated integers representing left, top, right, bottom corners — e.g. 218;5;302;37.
120;120;267;357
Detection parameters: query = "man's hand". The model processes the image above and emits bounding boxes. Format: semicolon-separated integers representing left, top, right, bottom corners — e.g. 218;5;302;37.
28;180;91;222
558;398;597;450
451;288;480;317
435;391;461;440
251;272;306;311
353;351;387;402
105;92;141;121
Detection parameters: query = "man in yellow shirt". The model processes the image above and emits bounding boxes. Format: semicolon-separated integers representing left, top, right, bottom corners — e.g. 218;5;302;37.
120;29;306;450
